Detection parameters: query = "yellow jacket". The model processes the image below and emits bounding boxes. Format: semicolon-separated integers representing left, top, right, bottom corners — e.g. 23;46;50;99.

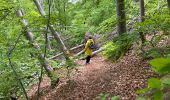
83;39;94;56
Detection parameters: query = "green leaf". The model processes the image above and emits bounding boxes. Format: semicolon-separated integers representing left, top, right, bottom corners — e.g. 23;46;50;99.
136;97;145;100
100;93;109;100
111;96;119;100
136;88;150;94
148;78;161;89
162;78;170;85
150;58;170;74
153;90;163;100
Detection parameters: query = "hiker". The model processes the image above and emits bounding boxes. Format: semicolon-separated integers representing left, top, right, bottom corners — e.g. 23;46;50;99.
83;36;94;64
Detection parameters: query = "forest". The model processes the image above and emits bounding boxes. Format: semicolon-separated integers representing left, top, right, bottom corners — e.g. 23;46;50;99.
0;0;170;100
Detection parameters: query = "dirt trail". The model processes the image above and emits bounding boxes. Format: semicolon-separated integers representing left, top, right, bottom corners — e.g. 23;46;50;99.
28;51;157;100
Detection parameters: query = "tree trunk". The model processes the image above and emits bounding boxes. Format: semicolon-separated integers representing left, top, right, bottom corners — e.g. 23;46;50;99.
139;0;145;43
116;0;126;34
49;25;70;59
16;10;57;83
47;35;52;50
139;0;145;22
33;0;70;60
167;0;170;9
42;30;52;50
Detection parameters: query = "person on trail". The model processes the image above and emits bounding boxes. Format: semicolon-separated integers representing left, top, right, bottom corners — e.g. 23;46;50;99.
83;36;94;64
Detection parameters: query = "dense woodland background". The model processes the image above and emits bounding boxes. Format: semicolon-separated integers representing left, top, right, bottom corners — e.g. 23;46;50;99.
0;0;170;100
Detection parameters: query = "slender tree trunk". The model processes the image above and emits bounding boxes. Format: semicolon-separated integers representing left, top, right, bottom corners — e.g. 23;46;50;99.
16;10;56;82
116;0;126;34
33;0;70;60
63;0;67;30
47;35;52;50
139;0;145;43
139;0;145;22
48;25;70;59
167;0;170;9
42;30;52;50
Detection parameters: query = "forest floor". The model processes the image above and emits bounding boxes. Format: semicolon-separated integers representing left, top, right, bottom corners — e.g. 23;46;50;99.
27;48;158;100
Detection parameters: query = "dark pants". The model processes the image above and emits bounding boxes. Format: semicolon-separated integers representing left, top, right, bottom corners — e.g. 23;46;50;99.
86;56;91;64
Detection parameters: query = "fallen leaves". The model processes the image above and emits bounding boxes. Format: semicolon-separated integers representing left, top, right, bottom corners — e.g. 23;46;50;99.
28;50;157;100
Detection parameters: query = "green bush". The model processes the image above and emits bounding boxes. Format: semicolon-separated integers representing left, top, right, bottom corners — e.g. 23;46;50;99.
103;33;137;61
103;42;119;60
143;47;170;59
150;58;170;76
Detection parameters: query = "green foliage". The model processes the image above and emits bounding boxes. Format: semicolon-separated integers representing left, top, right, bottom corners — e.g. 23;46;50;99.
97;93;119;100
0;0;169;99
103;42;119;60
0;35;41;98
64;0;117;46
134;2;170;51
153;90;163;100
136;97;145;100
103;33;137;61
65;0;141;46
150;58;170;75
111;96;120;100
97;15;117;34
143;47;170;59
144;48;162;59
65;58;77;68
137;58;170;100
0;0;45;98
162;78;170;85
99;93;109;100
135;10;170;33
136;88;150;95
0;66;18;99
148;78;162;89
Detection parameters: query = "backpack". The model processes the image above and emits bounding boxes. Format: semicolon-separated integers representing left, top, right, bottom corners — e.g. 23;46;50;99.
89;42;95;49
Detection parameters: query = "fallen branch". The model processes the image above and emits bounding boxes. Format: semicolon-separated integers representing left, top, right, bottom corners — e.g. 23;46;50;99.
49;52;63;60
75;47;104;57
74;50;84;57
92;48;104;55
48;44;84;60
70;44;84;51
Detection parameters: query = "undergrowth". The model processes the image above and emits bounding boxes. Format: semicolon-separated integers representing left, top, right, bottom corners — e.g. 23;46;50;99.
103;33;137;61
